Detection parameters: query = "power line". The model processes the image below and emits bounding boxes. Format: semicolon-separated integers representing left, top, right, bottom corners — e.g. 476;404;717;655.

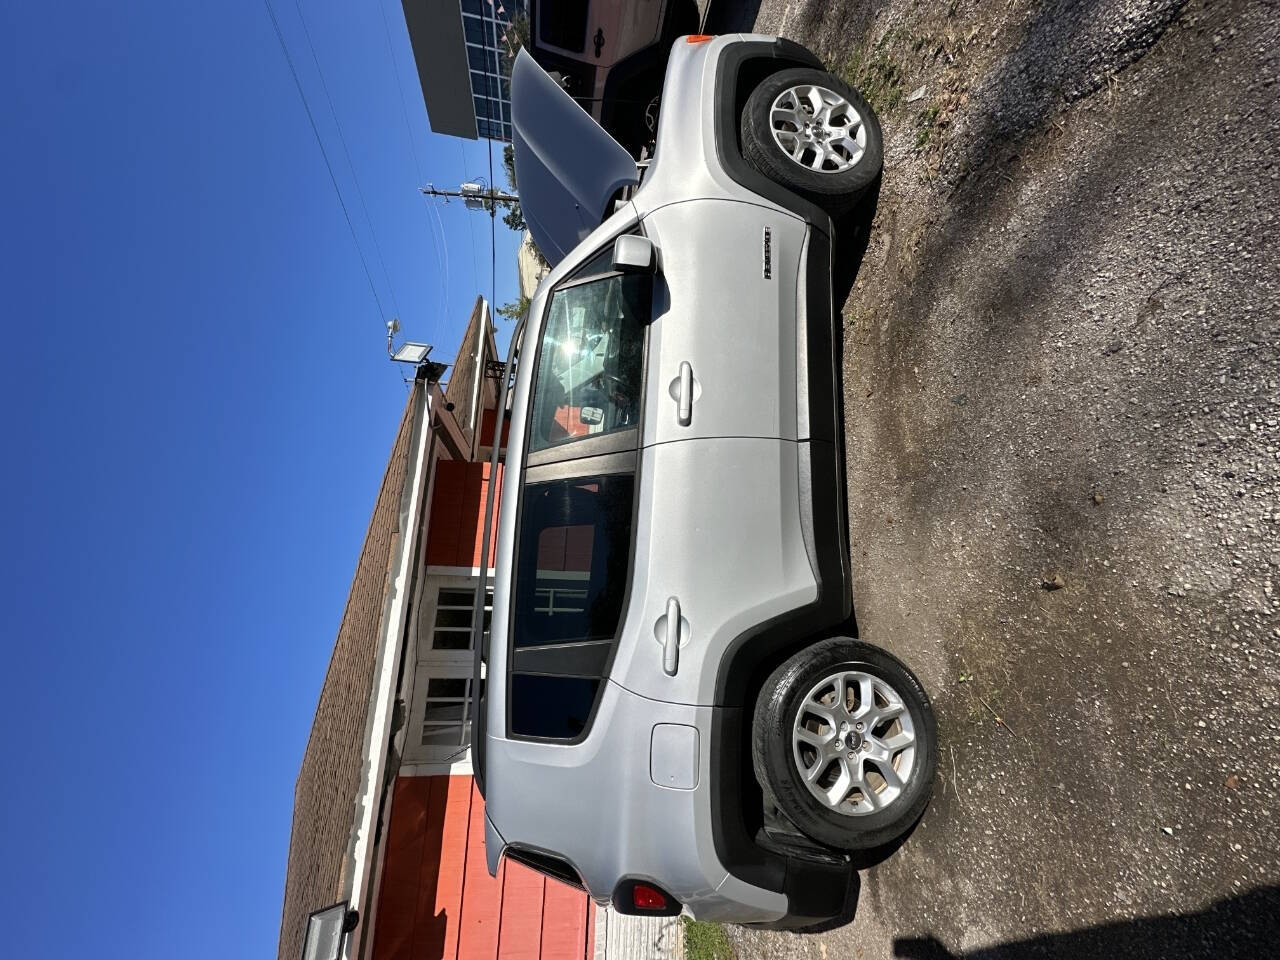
377;0;424;181
458;140;481;286
487;135;497;320
292;0;402;321
377;0;448;339
424;194;451;333
262;0;386;324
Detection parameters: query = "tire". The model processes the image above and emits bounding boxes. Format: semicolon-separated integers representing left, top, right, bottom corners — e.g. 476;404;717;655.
752;638;937;851
740;67;884;215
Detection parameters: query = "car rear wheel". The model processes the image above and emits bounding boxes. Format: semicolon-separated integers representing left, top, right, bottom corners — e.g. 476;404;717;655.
740;68;883;214
752;638;936;851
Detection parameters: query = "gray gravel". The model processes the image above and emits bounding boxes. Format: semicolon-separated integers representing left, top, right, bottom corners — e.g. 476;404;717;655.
707;0;1280;955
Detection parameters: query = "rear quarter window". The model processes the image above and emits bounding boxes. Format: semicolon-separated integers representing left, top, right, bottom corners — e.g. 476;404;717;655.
537;0;589;53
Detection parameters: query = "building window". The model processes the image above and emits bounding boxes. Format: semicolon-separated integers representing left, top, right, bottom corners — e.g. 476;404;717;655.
403;574;492;766
467;44;494;73
462;13;491;48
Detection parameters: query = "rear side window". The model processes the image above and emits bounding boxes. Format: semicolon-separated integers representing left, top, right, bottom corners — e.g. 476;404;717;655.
538;0;588;53
509;474;634;738
510;675;600;740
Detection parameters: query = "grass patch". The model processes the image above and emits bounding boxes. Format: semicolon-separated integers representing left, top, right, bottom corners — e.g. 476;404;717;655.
840;30;908;117
914;103;942;148
684;918;736;960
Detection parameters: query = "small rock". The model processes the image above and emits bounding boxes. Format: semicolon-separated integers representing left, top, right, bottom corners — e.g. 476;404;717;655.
1092;491;1105;506
907;85;927;104
1161;826;1174;836
1226;774;1240;790
1043;573;1066;591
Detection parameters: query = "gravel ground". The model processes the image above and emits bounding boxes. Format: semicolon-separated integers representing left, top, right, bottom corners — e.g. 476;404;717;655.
706;0;1280;956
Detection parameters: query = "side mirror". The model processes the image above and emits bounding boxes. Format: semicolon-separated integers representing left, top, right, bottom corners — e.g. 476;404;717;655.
612;235;656;274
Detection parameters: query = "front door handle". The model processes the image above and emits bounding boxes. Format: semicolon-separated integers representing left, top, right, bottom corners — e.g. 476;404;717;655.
662;597;680;676
677;361;693;426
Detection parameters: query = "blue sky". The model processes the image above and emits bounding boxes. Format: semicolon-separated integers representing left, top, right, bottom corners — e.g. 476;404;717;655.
0;2;521;956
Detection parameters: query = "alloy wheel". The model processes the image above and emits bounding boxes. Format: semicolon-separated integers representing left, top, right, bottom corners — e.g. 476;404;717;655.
791;669;918;815
769;84;867;173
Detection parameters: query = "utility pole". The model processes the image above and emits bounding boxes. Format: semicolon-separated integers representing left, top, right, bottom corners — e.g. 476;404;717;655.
420;182;518;210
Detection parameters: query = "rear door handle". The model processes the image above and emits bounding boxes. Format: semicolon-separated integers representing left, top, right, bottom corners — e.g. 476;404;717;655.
662;597;680;676
677;361;693;426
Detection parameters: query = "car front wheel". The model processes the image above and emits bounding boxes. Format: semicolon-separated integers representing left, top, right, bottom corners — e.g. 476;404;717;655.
740;67;883;214
752;637;937;851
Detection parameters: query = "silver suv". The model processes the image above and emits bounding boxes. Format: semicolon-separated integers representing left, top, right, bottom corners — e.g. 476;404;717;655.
473;33;938;926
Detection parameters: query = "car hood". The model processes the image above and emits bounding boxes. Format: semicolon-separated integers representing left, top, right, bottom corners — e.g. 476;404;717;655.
510;49;638;266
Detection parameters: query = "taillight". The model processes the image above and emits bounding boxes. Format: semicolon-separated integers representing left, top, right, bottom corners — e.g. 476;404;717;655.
632;884;667;910
612;879;682;916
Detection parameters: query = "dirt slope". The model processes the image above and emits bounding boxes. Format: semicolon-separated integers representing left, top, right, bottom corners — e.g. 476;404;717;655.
709;0;1280;955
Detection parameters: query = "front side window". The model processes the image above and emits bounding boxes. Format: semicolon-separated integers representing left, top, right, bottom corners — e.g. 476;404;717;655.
528;263;647;452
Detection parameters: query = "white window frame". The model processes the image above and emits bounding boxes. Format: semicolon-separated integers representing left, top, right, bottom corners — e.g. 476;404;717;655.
400;571;493;774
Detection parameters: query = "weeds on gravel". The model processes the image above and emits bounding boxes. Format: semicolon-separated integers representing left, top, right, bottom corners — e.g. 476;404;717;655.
841;30;907;117
915;103;942;148
684;918;736;960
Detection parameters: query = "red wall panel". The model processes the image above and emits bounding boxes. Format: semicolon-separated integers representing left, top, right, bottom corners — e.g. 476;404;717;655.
425;462;504;570
372;776;591;960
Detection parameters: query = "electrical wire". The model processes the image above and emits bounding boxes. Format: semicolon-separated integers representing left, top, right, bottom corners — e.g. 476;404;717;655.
483;1;498;326
262;0;386;325
458;140;481;289
487;134;497;324
378;0;448;340
292;0;402;321
425;194;451;333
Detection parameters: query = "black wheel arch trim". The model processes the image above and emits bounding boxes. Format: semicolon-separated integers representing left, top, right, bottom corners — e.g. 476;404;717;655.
712;39;836;240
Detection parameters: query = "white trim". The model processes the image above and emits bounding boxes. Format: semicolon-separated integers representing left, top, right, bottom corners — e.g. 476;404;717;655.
341;387;433;960
398;757;475;778
469;299;489;450
425;564;494;577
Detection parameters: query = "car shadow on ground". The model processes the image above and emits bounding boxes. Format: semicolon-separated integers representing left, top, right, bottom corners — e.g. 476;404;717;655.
832;174;881;310
892;885;1280;960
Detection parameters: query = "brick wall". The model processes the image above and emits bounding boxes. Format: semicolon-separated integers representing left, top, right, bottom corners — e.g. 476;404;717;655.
277;385;421;960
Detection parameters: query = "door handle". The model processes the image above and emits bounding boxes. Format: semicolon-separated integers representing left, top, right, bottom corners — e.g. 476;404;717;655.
662;597;680;676
677;361;693;426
